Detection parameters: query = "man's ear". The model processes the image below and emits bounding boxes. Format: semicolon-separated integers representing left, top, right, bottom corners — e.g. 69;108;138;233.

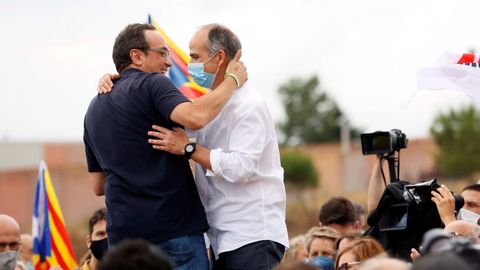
86;235;91;248
318;222;323;226
130;49;144;66
217;50;228;67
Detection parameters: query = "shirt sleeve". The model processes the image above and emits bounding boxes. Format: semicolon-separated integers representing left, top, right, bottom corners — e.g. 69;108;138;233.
147;74;191;124
83;128;103;172
206;101;269;183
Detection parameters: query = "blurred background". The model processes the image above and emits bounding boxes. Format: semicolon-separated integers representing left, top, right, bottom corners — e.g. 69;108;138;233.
1;0;479;260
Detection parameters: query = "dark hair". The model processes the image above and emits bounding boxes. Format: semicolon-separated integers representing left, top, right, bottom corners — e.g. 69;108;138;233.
88;208;106;236
98;239;172;270
112;23;156;73
462;184;480;193
319;196;356;226
202;23;241;60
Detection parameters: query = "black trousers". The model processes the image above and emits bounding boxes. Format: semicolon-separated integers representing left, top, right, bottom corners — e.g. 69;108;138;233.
213;240;285;270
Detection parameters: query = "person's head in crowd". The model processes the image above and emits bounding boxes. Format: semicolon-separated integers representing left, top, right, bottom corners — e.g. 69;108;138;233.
411;252;470;270
353;203;367;232
112;23;172;74
334;238;385;270
283;235;308;262
17;234;33;270
319;197;357;235
334;232;362;252
83;208;108;270
274;261;320;270
444;220;480;243
457;184;480;224
98;239;172;270
307;226;341;259
357;256;410;270
0;214;21;270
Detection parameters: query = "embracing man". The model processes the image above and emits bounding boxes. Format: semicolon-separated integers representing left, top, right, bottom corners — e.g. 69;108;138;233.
147;24;289;270
84;23;247;270
98;23;287;270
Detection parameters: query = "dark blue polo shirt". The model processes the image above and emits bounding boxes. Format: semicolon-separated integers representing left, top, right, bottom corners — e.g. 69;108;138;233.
83;68;209;245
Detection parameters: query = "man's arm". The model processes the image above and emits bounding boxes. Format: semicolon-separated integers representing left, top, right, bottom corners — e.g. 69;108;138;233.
89;172;105;196
148;101;268;182
97;50;247;131
147;126;212;170
169;50;246;130
367;156;389;214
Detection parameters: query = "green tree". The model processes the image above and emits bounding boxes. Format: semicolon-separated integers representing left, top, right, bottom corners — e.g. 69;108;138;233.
281;150;318;187
278;75;359;145
430;105;480;178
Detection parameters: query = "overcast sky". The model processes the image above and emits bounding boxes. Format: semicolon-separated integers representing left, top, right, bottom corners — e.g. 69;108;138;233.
1;0;477;142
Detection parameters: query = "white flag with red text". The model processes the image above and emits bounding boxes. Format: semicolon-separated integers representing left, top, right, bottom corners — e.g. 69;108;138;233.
417;52;480;106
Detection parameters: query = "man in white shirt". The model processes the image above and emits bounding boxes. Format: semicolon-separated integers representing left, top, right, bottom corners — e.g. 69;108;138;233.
148;23;289;270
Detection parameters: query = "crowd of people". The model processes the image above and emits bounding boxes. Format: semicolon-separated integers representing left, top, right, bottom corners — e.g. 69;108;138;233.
276;183;480;270
2;20;480;270
2;180;479;270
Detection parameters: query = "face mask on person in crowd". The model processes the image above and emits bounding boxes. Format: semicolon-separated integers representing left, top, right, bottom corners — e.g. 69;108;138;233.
309;255;334;270
0;251;18;270
457;208;480;225
90;238;108;261
187;52;219;89
24;261;33;270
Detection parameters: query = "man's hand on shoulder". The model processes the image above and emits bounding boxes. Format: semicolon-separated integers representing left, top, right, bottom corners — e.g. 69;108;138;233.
97;73;120;94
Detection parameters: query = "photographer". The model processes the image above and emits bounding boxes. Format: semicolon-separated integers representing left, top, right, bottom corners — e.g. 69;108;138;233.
367;156;473;226
363;129;464;260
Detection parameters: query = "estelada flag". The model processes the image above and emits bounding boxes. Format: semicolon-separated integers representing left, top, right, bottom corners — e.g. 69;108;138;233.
417;52;480;106
32;161;77;270
148;15;207;99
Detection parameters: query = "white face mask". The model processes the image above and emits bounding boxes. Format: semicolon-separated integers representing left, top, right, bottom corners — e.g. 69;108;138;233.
0;250;18;270
457;208;480;224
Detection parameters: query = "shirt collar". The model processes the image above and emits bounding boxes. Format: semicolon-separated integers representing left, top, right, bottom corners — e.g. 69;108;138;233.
121;67;143;76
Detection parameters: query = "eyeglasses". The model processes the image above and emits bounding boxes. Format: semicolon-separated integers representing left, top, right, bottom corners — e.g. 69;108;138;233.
338;261;361;270
144;47;170;59
0;241;21;251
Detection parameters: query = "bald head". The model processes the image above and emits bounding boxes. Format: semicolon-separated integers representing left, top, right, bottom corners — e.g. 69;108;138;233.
358;257;410;270
0;214;21;253
0;215;20;235
444;220;480;243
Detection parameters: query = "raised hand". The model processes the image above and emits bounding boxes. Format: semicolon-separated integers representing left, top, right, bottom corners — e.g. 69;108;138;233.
431;184;456;225
225;49;247;88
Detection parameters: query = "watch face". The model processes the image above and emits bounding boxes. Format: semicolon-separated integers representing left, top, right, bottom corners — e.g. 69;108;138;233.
186;145;194;153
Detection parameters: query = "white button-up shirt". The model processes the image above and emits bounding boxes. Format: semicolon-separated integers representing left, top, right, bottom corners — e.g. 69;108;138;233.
193;83;289;258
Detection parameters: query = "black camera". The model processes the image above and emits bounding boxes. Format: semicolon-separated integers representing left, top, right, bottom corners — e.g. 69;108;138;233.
403;179;464;209
361;129;408;155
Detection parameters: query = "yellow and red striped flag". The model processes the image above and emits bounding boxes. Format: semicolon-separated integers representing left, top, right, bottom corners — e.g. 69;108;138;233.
32;161;77;270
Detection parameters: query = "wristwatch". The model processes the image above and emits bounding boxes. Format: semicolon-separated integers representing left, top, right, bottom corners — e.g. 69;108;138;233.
184;142;197;159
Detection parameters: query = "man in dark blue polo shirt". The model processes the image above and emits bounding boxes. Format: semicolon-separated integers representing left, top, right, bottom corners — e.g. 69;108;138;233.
83;23;246;270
